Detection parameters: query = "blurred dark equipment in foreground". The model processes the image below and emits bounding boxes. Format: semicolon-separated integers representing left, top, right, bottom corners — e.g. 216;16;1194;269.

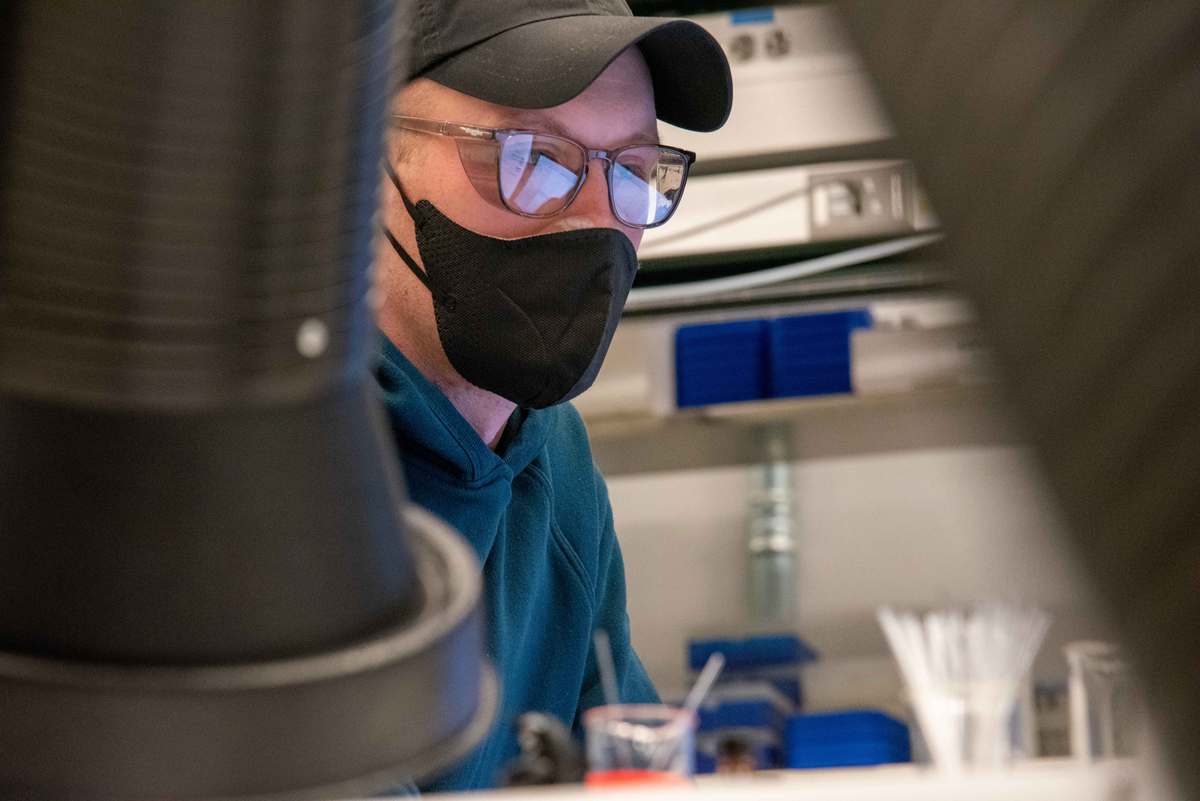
503;712;586;787
840;2;1200;797
0;2;493;799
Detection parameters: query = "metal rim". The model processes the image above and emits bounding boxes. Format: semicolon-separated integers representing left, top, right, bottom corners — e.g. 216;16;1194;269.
0;508;480;691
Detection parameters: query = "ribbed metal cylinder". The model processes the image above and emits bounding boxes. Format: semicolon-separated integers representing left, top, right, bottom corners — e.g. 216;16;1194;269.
0;5;495;798
0;1;419;663
747;423;796;626
0;2;395;409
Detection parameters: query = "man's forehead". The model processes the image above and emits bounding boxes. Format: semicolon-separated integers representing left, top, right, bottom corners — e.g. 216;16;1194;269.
403;47;659;146
482;48;659;146
493;108;659;145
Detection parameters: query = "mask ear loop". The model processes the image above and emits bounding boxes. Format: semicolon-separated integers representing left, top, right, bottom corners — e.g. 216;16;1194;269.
380;160;435;296
383;159;420;218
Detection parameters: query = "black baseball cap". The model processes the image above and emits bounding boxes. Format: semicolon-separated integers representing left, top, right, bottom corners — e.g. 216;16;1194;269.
407;0;733;133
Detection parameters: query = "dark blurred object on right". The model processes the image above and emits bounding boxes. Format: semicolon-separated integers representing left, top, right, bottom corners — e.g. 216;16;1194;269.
838;1;1200;796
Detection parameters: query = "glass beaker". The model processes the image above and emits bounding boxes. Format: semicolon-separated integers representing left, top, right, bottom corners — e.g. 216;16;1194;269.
583;704;694;786
1065;641;1140;760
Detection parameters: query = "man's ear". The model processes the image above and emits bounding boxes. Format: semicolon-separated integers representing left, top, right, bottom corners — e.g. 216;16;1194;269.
389;132;415;166
391;80;439;165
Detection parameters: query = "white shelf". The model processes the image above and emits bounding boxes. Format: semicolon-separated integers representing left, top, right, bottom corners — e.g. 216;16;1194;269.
584;383;997;441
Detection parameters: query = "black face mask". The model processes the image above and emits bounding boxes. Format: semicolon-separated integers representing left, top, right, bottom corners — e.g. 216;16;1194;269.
381;166;638;409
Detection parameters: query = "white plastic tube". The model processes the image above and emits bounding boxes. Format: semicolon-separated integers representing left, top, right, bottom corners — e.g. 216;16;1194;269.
626;233;943;311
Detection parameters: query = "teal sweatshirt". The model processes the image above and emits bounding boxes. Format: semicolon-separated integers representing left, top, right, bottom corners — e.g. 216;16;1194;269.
375;339;658;792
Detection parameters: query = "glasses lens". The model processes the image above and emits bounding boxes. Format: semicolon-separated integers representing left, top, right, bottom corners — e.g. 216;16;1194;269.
497;133;585;216
611;147;688;227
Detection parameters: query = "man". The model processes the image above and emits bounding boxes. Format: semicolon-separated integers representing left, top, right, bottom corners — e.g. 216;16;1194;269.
373;0;731;790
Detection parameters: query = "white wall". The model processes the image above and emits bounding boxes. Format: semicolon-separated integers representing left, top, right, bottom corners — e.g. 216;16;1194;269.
602;397;1115;705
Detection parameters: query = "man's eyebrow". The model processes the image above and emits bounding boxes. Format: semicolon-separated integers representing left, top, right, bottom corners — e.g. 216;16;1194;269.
495;111;660;146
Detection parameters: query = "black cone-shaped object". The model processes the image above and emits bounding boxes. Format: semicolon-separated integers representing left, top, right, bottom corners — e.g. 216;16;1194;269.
0;2;494;798
840;2;1200;797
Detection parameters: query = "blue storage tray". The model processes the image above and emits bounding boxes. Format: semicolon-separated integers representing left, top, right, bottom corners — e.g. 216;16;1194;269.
784;710;911;769
675;319;768;407
762;675;803;709
695;750;718;775
687;634;818;672
698;698;789;733
784;742;910;769
786;710;907;742
767;309;873;399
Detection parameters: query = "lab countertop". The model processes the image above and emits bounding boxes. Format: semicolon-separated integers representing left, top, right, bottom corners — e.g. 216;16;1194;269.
342;759;1154;801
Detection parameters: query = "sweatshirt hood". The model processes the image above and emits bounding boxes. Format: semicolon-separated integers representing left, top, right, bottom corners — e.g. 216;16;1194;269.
375;336;552;485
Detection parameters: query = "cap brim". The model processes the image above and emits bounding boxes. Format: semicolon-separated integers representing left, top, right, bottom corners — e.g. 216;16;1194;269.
420;15;732;133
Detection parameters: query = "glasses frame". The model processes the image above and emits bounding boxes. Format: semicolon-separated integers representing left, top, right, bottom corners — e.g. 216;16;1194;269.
391;115;696;229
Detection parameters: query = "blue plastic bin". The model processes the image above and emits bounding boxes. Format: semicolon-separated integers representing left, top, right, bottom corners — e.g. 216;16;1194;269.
784;710;911;769
688;634;817;708
767;309;873;398
674;319;768;407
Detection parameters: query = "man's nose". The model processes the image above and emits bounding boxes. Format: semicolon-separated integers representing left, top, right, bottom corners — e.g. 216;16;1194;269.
570;156;620;227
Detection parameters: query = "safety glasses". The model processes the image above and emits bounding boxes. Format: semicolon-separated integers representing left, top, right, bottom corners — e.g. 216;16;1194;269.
391;116;696;229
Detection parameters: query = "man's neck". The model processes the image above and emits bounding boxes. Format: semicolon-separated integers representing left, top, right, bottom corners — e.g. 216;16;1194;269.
379;309;516;450
432;376;516;451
